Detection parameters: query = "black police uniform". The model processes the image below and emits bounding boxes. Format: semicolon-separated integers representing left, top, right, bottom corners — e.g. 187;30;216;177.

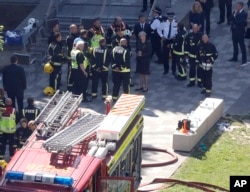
196;41;218;96
185;31;202;86
91;46;110;99
150;15;162;62
22;105;40;122
111;45;131;101
48;41;67;91
15;126;32;149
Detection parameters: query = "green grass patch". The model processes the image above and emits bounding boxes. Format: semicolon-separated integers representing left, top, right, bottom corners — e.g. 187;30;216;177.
162;115;250;192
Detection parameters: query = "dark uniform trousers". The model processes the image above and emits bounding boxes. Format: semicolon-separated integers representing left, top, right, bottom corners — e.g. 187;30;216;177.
200;67;213;93
49;65;62;91
162;39;173;74
7;90;24;113
112;71;130;99
189;57;202;85
174;55;187;80
143;0;154;9
91;70;109;99
150;33;162;62
72;69;89;99
232;30;247;63
219;0;232;22
67;62;74;92
0;132;16;159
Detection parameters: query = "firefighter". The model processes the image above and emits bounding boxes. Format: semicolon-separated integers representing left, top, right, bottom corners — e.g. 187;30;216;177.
0;98;17;160
111;28;134;87
15;118;32;149
91;38;110;100
66;24;79;91
111;38;131;101
48;33;68;91
185;24;203;87
71;41;91;102
196;34;218;97
111;28;130;50
172;22;187;80
106;16;131;48
157;12;178;75
21;97;40;122
88;17;105;48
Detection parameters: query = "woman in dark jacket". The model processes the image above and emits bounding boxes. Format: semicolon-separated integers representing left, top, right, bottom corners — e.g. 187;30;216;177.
135;31;152;92
189;1;205;34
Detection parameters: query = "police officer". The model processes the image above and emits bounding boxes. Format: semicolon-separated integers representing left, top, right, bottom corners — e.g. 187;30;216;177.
150;6;162;63
157;12;178;75
66;24;79;91
71;41;91;102
15;118;32;149
172;22;187;80
185;24;203;87
0;98;17;160
91;38;110;100
48;33;68;91
111;38;131;101
196;34;218;97
22;97;40;122
88;17;105;48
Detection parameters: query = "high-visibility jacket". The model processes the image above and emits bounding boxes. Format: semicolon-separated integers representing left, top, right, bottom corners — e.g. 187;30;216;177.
71;49;82;69
0;106;16;133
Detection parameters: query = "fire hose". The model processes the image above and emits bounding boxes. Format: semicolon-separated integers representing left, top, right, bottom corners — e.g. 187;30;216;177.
138;147;229;192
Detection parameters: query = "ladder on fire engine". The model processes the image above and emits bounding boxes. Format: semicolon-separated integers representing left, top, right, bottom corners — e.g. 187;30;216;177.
35;91;83;139
43;113;105;153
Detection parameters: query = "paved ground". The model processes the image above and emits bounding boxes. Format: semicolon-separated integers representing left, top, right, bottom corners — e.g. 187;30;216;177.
1;0;250;190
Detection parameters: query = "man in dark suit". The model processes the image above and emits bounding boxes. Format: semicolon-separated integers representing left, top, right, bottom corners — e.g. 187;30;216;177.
2;55;26;113
133;14;151;45
141;0;154;12
228;1;247;66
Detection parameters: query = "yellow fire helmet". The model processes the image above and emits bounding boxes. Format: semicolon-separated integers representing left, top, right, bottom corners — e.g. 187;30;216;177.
43;86;55;96
43;62;54;74
0;159;7;169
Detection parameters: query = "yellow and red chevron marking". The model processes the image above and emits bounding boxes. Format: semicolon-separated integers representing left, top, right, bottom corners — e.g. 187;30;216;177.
111;94;144;116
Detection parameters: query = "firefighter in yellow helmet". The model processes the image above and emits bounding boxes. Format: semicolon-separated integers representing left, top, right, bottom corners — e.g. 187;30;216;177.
0;98;17;160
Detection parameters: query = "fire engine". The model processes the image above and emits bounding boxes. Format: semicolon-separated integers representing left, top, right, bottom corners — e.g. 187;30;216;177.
0;91;145;192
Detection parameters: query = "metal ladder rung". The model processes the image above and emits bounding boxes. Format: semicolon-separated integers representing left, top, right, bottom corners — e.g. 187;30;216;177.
43;114;105;153
36;92;83;139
